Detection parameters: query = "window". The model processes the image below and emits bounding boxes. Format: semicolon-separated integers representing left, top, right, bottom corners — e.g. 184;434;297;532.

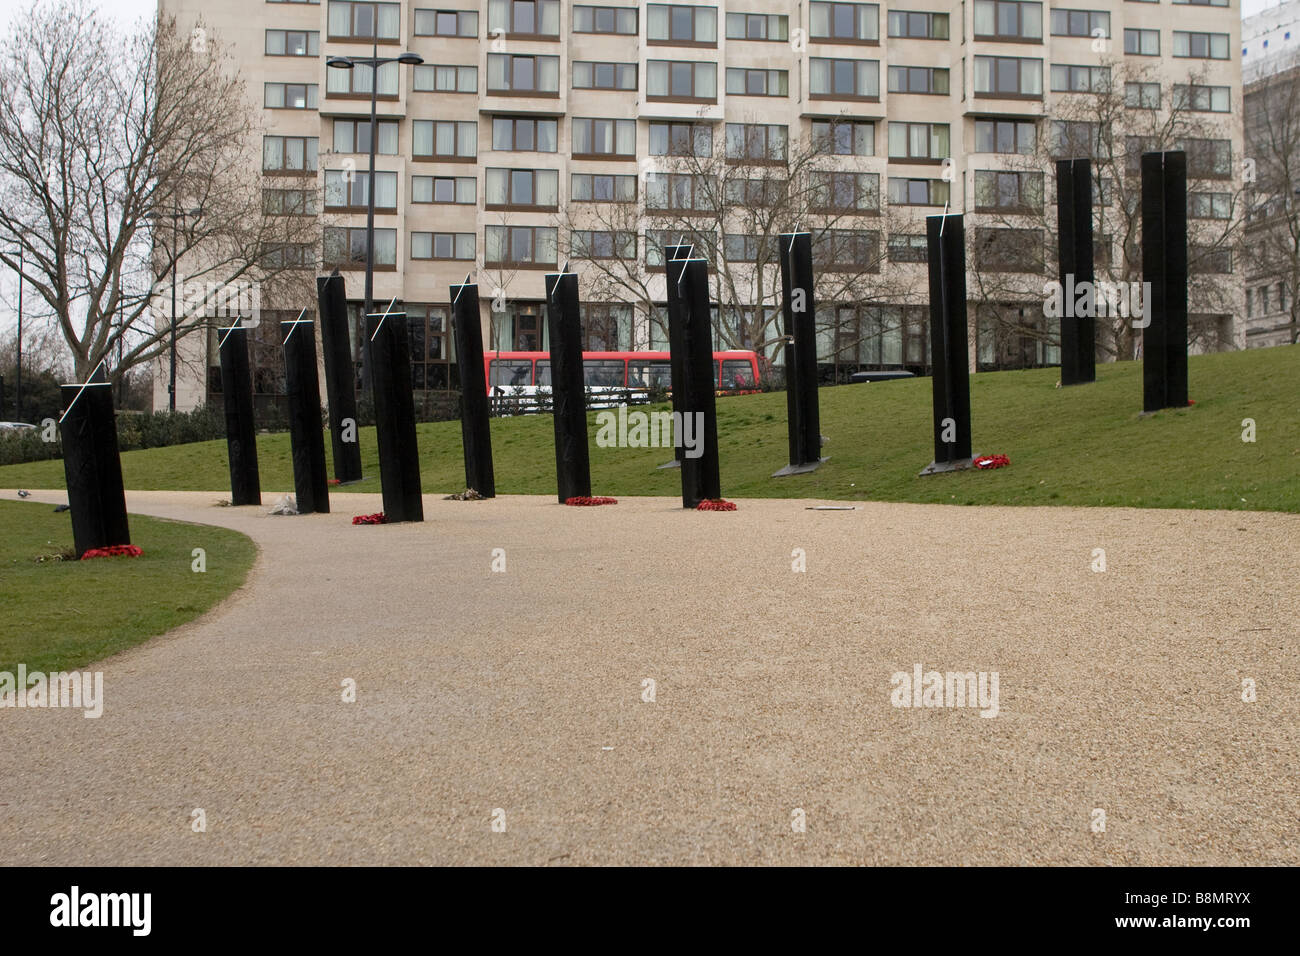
646;172;717;212
888;122;950;161
1176;138;1232;179
886;11;948;39
327;1;400;40
324;227;397;268
577;305;634;351
724;123;787;161
263;135;318;172
724;178;787;206
412;120;477;159
973;56;1042;97
263;188;318;216
485;168;559;209
1124;135;1159;174
887;177;949;205
574;5;638;34
812;120;874;156
814;230;879;271
809;58;880;99
811;171;880;212
487;53;560;94
571;173;637;201
485;225;558;267
725;12;788;40
726;68;789;96
888;66;949;94
826;304;919;366
264;83;318;109
1174;84;1230;112
645;229;701;268
975;227;1043;271
810;3;880;42
1173;31;1229;60
1125;82;1160;109
974;170;1043;211
572;118;636;158
1191;246;1232;274
571;230;637;259
326;62;399;97
265;30;319;56
1094;233;1113;267
647;4;718;46
888;234;928;262
488;0;559;37
1052;121;1110;158
974;119;1035;154
260;244;315;270
411;232;476;260
333;119;399;155
650;122;713;157
647;60;717;100
405;305;453;391
413;8;478;37
1173;0;1227;4
1051;64;1110;93
413;64;478;93
1188;192;1231;219
973;1;1043;41
491;116;558;152
411;175;476;204
1049;9;1108;38
324;169;398;211
572;60;637;90
1124;29;1159;56
722;234;764;262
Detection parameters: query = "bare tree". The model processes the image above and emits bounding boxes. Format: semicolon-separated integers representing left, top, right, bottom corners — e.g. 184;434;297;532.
967;57;1245;363
557;115;917;375
0;0;319;393
1244;62;1300;346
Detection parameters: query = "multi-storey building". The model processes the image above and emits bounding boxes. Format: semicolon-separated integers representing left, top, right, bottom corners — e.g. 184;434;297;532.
1243;0;1300;349
155;0;1243;412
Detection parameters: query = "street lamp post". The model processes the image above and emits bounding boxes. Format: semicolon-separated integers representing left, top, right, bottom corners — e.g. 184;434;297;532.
1;248;21;421
164;207;202;411
327;43;423;327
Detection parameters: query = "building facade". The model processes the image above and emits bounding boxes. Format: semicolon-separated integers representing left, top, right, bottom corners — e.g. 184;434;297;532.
155;0;1244;412
1243;1;1300;349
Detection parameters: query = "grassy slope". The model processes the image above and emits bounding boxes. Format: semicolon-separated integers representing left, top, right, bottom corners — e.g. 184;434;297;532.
0;347;1295;512
0;500;258;673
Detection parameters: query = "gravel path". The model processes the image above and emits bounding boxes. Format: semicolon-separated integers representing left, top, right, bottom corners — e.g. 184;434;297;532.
2;488;1297;865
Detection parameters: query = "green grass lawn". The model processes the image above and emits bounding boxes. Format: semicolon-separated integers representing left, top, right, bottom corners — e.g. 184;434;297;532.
0;347;1295;512
0;500;257;673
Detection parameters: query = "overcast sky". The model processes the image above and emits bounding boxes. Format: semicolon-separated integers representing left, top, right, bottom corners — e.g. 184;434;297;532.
0;0;152;38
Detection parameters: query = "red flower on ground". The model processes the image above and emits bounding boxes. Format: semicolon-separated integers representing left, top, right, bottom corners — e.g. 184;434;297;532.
352;513;387;524
80;544;143;560
565;496;618;506
696;499;737;511
973;454;1011;470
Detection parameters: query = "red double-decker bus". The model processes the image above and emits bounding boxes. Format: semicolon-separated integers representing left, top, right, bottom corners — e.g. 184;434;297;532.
484;350;762;393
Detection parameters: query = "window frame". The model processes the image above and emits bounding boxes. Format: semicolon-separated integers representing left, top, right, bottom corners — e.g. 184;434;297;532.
572;60;638;91
412;119;478;162
646;59;718;102
646;4;719;48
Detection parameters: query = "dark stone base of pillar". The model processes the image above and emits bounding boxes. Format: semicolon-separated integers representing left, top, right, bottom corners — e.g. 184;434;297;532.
919;457;975;477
